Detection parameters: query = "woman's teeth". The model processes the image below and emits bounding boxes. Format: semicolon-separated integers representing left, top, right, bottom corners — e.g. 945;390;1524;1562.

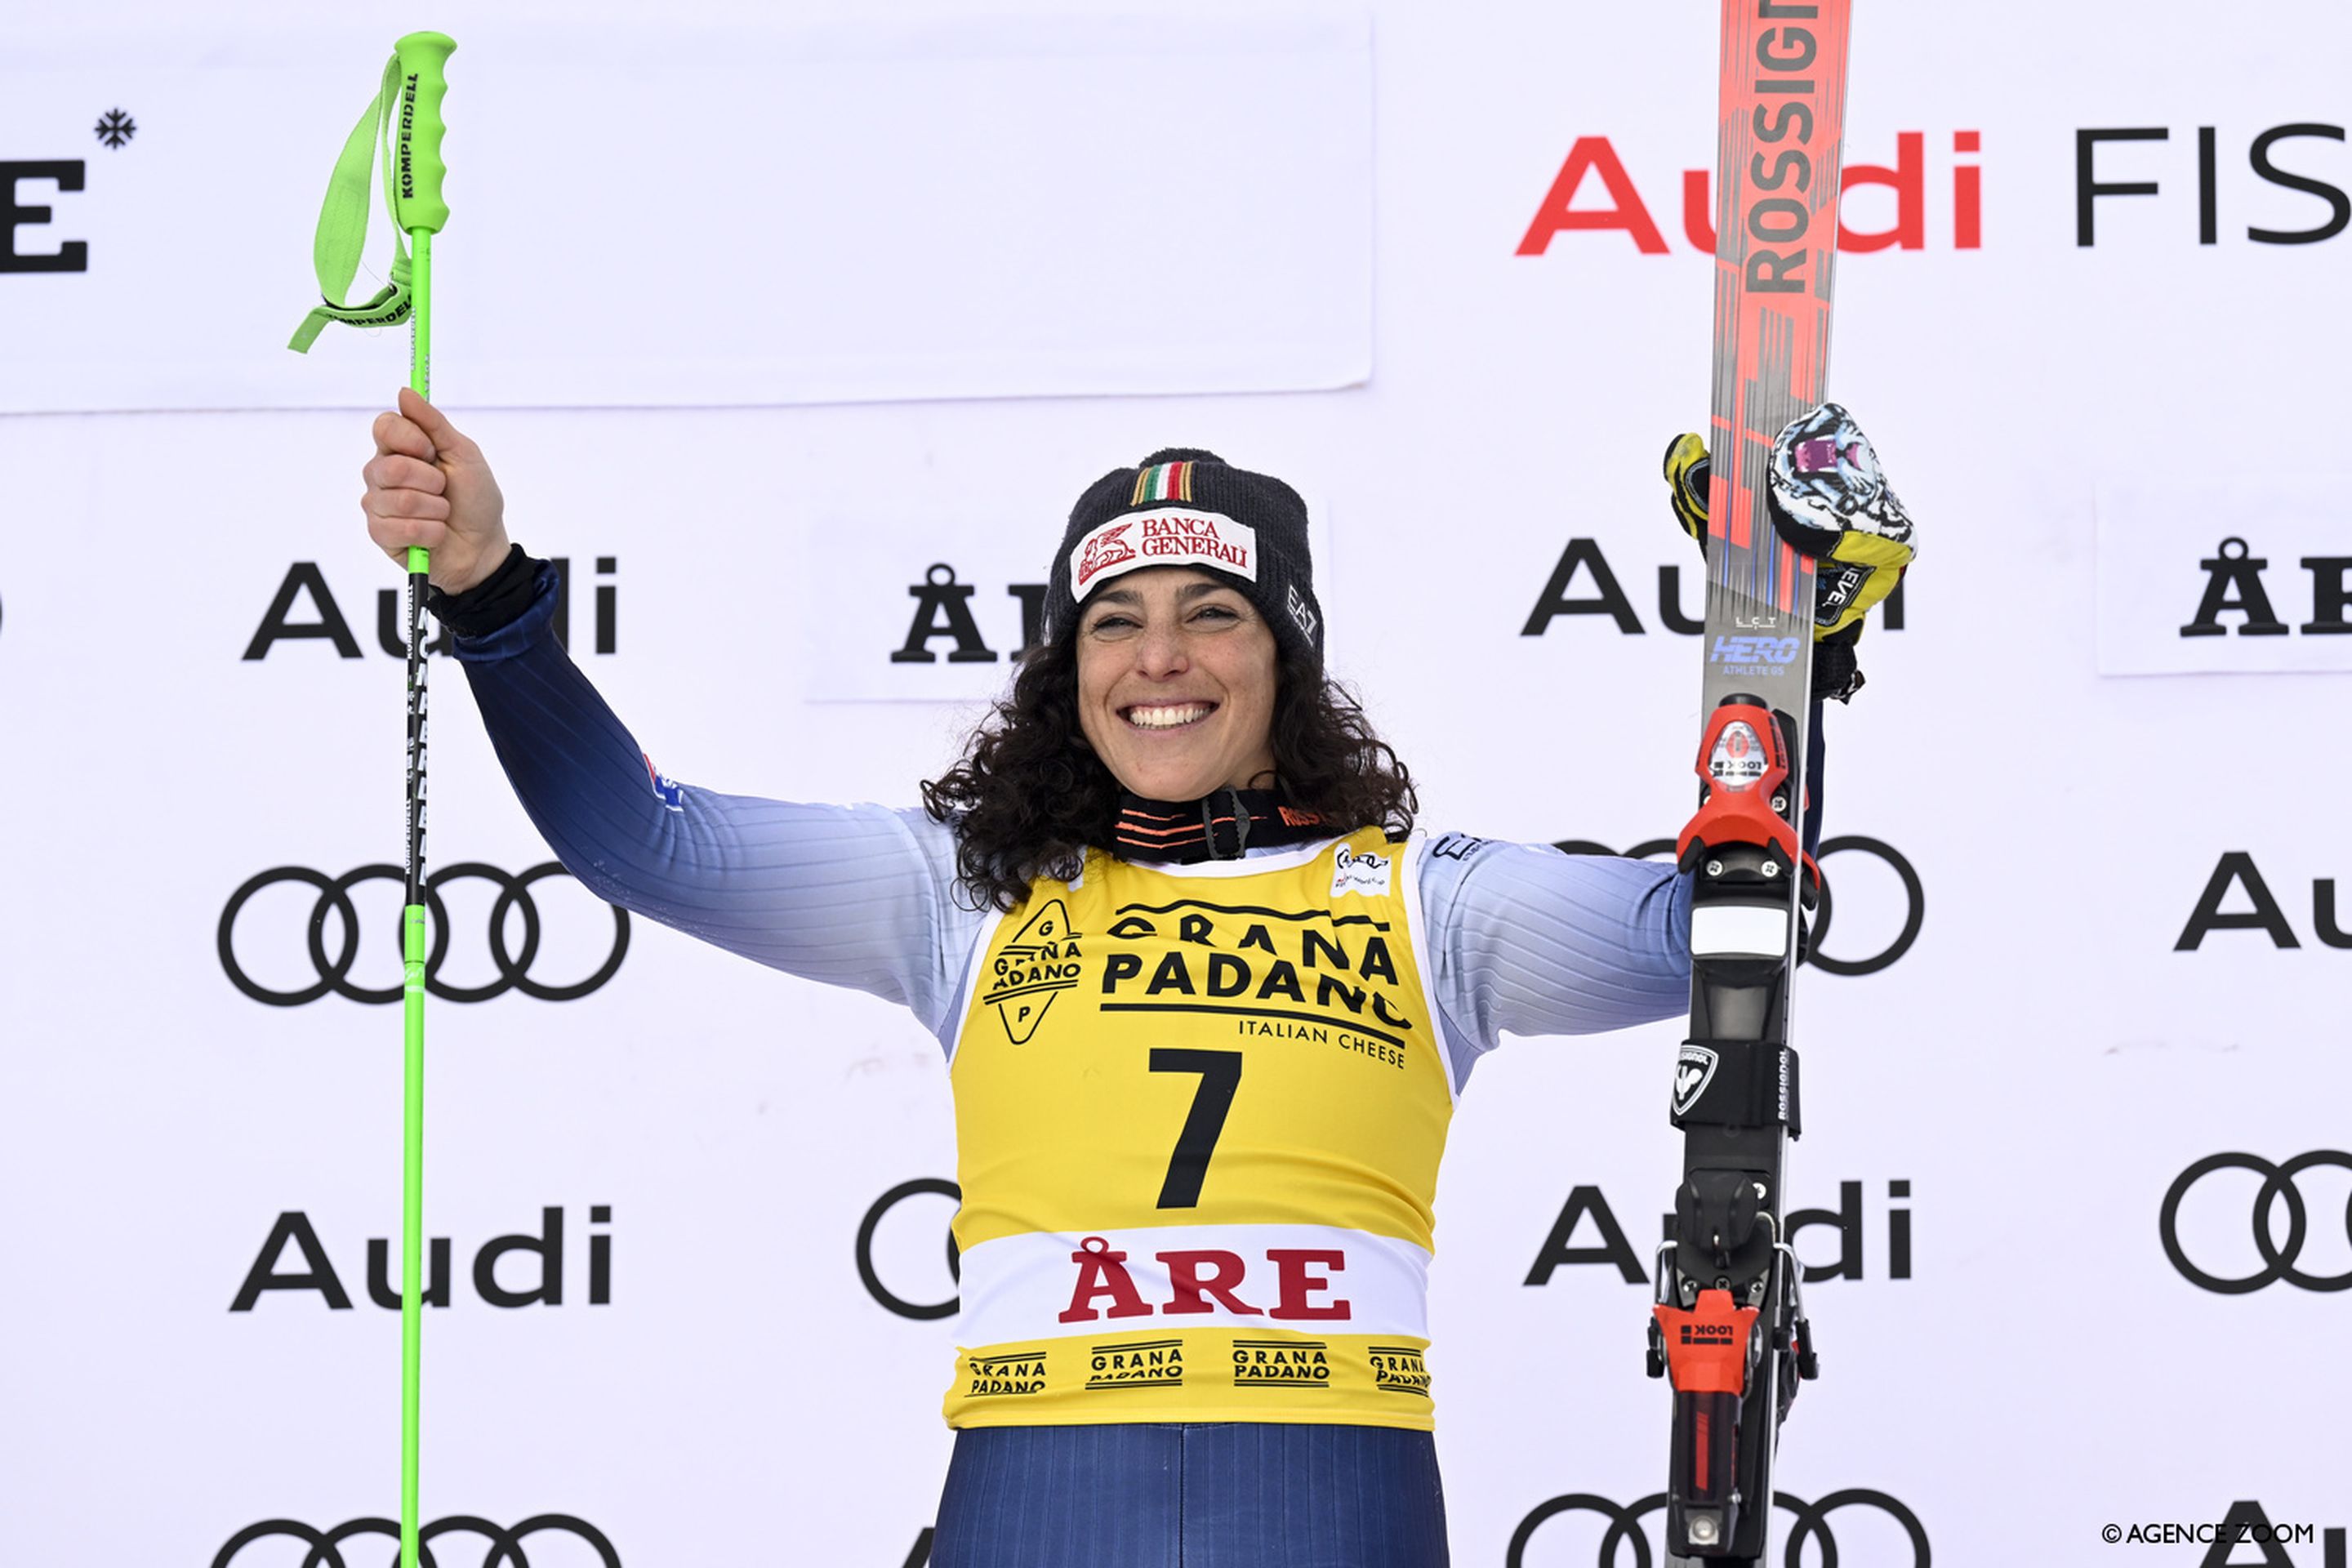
1127;703;1213;730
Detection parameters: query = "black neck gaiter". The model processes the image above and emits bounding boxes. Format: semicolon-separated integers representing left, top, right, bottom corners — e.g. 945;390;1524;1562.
1111;787;1332;863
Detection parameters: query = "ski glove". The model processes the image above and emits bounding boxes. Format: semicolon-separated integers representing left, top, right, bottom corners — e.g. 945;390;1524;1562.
1768;401;1916;639
1660;403;1915;701
1664;430;1712;546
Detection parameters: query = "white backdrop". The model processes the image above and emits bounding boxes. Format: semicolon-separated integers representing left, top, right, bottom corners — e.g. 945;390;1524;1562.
2;2;2346;1566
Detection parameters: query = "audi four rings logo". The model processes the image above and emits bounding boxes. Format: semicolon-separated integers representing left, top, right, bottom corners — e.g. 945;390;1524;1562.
858;1178;964;1321
213;1514;618;1567
1507;1489;1930;1568
1553;835;1923;977
2162;1152;2352;1294
217;862;630;1005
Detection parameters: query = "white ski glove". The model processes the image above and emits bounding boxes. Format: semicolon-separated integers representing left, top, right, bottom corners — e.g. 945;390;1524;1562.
1766;401;1917;643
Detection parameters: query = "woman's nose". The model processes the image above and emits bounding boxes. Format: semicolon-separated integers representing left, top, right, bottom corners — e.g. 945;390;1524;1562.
1132;621;1192;677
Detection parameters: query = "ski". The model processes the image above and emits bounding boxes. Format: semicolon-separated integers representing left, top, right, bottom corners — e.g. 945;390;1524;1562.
1647;2;1851;1563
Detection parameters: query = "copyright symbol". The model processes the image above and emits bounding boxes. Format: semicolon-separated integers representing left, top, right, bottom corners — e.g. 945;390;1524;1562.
2104;1525;2123;1544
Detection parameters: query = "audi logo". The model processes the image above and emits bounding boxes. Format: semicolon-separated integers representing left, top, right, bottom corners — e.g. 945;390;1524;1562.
218;862;629;1005
213;1513;619;1567
2161;1152;2352;1294
1507;1489;1929;1568
858;1178;963;1321
1553;834;1922;978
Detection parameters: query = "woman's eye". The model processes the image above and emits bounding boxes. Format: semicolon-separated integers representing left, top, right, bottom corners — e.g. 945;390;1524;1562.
1087;604;1239;635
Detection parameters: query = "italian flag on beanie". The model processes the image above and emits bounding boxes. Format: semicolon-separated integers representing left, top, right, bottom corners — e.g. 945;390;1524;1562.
1043;448;1324;664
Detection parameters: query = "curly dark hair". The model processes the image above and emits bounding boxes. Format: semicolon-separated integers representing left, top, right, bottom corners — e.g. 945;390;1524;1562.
920;634;1419;911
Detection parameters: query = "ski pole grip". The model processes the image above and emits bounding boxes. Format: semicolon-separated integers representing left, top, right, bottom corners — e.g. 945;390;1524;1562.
393;32;457;235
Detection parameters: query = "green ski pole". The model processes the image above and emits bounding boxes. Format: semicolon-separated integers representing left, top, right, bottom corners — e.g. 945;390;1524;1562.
287;31;456;1568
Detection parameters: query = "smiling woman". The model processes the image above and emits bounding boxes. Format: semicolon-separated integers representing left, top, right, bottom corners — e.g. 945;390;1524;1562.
359;399;1900;1568
921;448;1417;915
1078;571;1279;799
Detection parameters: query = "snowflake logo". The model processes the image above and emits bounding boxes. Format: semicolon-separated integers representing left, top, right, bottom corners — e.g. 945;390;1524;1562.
94;109;136;149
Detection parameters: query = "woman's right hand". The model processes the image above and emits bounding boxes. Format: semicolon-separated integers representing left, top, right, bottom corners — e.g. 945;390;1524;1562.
363;385;511;594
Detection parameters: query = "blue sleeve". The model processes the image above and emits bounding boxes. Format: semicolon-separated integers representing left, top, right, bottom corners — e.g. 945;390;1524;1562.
1415;833;1694;1089
449;564;985;1043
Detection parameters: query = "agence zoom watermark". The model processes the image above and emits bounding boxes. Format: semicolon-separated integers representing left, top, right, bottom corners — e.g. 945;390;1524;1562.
2103;1518;2328;1551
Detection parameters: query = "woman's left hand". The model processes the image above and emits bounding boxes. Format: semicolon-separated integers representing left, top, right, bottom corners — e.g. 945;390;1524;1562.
1765;402;1915;642
1659;403;1916;643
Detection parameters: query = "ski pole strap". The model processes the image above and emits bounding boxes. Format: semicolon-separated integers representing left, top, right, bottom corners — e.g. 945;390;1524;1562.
1669;1040;1801;1136
288;37;454;353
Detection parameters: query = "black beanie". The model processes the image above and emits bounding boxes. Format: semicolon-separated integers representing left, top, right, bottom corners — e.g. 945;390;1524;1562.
1041;448;1324;664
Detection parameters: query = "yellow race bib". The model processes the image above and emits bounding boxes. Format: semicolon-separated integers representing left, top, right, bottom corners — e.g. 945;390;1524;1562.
943;827;1454;1429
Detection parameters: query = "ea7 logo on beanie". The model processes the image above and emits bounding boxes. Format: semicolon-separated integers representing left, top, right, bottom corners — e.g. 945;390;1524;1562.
1071;510;1258;599
1286;583;1320;641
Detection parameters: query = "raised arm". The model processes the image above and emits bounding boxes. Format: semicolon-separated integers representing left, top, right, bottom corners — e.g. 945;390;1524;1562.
1423;399;1909;1087
451;555;980;1033
362;390;982;1040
